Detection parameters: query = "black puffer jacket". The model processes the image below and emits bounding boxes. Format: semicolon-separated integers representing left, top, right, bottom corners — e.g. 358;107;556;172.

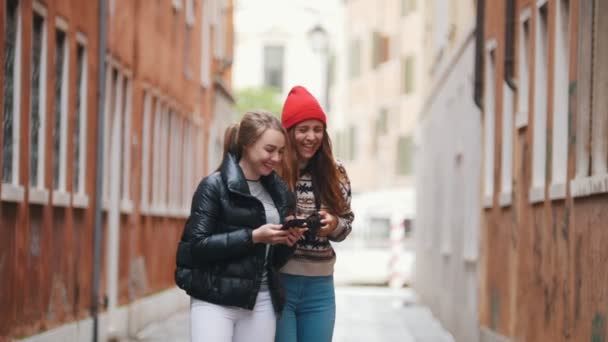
175;153;295;312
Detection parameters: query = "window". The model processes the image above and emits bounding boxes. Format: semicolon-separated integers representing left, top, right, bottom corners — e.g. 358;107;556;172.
530;3;549;203
516;11;531;128
160;107;170;209
397;135;414;175
571;0;608;197
151;99;163;213
140;92;152;214
101;63;132;211
168;112;183;214
120;77;132;212
401;0;417;16
483;42;496;208
2;0;24;201
402;56;415;94
500;82;514;206
349;39;361;79
263;45;284;91
29;4;48;204
182;122;193;213
102;66;113;207
73;35;88;207
200;0;211;87
371;31;389;69
549;0;570;200
52;22;70;206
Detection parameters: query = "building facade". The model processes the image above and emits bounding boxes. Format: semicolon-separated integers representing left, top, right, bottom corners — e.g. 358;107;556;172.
414;1;480;342
334;0;422;192
0;0;234;340
478;0;608;341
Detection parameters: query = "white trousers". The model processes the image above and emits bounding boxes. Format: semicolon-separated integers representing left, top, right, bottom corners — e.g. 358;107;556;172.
190;291;276;342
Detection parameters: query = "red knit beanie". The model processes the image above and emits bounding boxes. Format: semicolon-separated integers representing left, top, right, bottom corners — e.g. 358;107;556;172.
281;85;327;129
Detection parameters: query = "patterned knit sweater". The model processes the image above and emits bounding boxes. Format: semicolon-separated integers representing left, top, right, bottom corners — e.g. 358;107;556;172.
280;162;354;276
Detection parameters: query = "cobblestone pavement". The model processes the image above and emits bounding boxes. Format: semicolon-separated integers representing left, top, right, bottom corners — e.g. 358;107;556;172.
131;286;453;342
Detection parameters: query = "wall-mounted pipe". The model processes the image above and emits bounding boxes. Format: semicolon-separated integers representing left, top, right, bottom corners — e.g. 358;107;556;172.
91;0;107;340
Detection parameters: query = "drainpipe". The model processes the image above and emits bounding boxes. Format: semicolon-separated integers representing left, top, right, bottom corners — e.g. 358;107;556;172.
91;0;107;341
473;0;485;109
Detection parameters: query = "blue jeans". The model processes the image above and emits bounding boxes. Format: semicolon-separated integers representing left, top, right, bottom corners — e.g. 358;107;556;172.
275;274;336;342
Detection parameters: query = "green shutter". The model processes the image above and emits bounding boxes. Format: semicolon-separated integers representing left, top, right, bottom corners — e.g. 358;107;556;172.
397;136;414;175
402;56;415;94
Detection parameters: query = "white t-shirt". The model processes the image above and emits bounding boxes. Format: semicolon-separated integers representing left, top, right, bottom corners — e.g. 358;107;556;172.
247;180;279;291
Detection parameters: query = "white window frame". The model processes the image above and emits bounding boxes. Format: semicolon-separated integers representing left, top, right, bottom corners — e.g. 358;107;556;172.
140;91;152;215
549;0;570;200
182;122;193;215
483;39;497;208
195;121;204;184
168;112;178;215
571;0;608;197
2;0;25;202
28;2;49;205
102;62;113;210
516;8;531;129
499;82;514;206
72;33;89;208
529;2;549;204
151;98;163;215
200;0;211;87
52;18;70;207
120;75;133;213
161;106;170;213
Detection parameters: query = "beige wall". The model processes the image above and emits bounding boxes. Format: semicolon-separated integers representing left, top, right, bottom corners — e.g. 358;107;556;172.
336;0;424;192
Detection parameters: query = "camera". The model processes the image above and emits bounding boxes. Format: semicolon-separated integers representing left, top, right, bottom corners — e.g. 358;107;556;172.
282;213;322;240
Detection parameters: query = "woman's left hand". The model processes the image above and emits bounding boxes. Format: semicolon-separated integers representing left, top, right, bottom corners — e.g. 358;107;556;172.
317;210;338;237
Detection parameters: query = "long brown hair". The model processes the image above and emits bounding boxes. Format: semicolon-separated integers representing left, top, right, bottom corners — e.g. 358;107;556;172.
283;126;348;215
220;111;288;169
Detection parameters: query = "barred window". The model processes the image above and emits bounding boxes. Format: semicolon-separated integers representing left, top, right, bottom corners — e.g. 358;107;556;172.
53;29;67;190
30;11;45;187
2;0;20;184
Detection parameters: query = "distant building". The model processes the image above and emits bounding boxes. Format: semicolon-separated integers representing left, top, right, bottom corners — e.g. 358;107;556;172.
332;0;423;192
0;0;234;340
233;0;342;112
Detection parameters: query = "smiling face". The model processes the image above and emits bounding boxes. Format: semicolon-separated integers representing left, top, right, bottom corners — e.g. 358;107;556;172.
293;119;325;164
292;119;325;164
240;128;286;179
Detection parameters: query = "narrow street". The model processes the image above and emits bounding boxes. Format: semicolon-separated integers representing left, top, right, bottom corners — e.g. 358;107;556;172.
132;287;453;342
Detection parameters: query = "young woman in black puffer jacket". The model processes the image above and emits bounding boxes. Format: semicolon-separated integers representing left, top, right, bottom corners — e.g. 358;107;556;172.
175;111;306;342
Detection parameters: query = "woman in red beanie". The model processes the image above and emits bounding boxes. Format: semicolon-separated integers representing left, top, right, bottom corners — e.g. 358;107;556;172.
275;86;354;342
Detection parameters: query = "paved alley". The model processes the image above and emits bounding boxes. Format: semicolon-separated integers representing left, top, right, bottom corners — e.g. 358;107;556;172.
132;286;453;342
